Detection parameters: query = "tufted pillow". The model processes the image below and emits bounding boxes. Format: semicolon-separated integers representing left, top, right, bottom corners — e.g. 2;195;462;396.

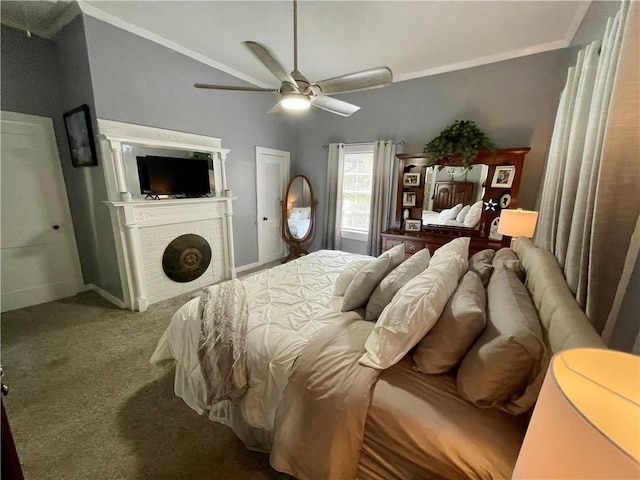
413;271;487;374
456;266;548;415
365;247;431;321
456;205;471;223
359;238;469;369
341;244;404;312
334;258;374;296
463;201;483;228
492;248;525;281
469;249;495;286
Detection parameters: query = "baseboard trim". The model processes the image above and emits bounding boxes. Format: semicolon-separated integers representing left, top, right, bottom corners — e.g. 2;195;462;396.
235;261;261;273
83;284;126;309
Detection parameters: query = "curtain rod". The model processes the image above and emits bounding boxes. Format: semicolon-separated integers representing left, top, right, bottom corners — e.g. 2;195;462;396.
322;140;404;149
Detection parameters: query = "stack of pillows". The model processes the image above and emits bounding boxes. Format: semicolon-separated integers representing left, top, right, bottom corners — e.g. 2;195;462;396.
435;200;483;227
333;238;548;415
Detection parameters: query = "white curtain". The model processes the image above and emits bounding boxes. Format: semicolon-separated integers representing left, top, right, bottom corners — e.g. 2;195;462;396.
536;1;635;333
367;141;396;256
323;143;345;250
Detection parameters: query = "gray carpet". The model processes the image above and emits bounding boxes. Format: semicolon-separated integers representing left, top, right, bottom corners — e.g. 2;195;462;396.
1;278;290;479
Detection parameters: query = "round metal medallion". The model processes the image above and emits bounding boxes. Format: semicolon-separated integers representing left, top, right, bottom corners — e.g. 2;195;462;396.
162;234;211;283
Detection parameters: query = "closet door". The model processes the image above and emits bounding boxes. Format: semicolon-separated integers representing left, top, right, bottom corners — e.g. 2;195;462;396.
1;111;83;312
256;147;289;264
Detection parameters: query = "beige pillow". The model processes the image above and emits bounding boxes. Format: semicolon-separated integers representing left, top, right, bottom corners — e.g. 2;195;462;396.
463;201;483;228
456;266;548;415
359;238;469;369
365;247;431;321
493;248;525;281
429;237;471;269
413;271;486;374
341;244;404;312
334;258;373;296
469;249;495;286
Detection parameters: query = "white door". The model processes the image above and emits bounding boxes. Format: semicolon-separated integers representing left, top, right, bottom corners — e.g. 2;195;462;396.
256;147;289;264
1;111;83;312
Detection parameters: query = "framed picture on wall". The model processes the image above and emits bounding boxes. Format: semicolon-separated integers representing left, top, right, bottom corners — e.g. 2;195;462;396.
403;172;420;186
402;191;417;207
491;166;515;188
63;104;98;167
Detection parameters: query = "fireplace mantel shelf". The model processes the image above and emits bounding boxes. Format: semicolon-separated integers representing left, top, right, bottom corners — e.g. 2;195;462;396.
105;196;238;207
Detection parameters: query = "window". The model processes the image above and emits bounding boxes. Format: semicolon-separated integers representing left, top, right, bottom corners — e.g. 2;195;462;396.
341;144;374;241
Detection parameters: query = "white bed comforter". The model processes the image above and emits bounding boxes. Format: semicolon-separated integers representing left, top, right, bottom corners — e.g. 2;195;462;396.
150;250;366;449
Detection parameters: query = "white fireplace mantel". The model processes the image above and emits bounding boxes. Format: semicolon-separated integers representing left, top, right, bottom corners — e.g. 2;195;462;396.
97;120;236;311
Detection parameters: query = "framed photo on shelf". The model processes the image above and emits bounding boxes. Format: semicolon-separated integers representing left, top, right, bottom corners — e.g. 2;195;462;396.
63;104;98;167
402;191;417;207
491;166;516;188
404;218;422;232
403;172;420;187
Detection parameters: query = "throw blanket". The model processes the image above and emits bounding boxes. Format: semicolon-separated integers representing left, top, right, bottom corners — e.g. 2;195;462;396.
198;279;248;404
270;314;380;480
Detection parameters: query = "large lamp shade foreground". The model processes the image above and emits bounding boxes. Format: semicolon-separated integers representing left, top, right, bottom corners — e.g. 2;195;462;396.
513;349;640;479
497;209;538;238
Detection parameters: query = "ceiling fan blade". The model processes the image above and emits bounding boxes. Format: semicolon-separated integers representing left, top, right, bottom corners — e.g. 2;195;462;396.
314;67;393;95
194;83;279;92
311;96;360;117
243;41;298;89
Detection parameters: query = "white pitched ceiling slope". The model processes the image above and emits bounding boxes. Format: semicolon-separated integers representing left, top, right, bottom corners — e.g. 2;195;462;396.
1;1;589;86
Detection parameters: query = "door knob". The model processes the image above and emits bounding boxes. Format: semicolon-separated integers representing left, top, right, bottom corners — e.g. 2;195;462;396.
263;217;268;221
52;225;60;230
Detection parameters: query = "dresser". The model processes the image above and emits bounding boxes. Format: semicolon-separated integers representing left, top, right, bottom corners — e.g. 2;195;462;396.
384;148;530;256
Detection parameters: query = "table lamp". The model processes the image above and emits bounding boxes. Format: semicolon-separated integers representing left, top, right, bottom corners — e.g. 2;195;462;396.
497;208;539;239
513;348;640;479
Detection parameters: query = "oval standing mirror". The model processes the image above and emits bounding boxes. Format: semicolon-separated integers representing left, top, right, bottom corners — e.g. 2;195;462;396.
282;174;316;262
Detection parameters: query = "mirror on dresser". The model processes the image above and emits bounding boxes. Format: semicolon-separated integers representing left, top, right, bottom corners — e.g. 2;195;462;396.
385;148;530;256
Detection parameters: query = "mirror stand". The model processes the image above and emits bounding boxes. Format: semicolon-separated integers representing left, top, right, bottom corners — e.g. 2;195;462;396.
280;174;317;263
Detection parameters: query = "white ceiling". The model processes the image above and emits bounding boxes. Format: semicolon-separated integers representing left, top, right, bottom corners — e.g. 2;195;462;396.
1;1;590;88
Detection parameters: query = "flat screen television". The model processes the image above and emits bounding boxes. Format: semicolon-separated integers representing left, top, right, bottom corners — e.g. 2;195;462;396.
136;155;210;197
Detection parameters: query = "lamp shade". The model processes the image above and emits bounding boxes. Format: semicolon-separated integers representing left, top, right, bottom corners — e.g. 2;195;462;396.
513;348;640;479
497;209;538;237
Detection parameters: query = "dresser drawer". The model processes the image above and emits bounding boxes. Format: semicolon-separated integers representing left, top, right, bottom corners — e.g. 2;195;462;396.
382;234;427;257
404;240;426;255
382;236;405;251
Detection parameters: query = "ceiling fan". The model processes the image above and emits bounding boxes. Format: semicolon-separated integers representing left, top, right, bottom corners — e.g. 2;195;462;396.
194;0;393;117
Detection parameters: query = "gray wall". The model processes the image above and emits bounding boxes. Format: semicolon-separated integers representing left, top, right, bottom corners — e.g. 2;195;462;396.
54;17;123;298
571;1;622;47
294;48;574;252
1;23;122;298
81;15;297;268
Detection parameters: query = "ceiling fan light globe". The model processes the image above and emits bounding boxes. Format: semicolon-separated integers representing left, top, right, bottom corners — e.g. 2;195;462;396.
280;93;311;110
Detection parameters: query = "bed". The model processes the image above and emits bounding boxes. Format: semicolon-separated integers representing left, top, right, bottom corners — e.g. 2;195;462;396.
151;238;605;479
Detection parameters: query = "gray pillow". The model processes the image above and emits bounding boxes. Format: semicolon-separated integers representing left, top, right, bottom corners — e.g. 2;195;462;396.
334;258;374;296
456;266;548;415
469;249;495;286
342;244;404;312
492;248;525;281
365;247;431;321
413;271;486;373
